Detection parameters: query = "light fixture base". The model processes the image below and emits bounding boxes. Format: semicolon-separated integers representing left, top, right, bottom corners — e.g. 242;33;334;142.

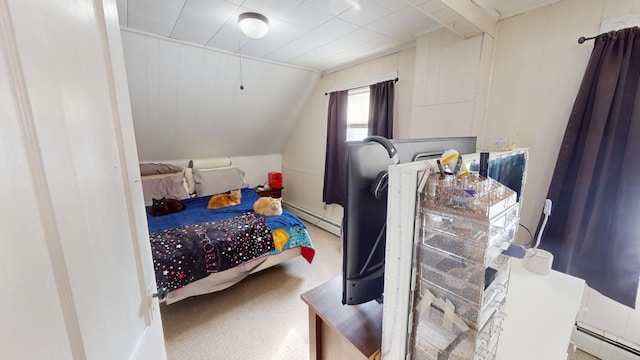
238;12;269;39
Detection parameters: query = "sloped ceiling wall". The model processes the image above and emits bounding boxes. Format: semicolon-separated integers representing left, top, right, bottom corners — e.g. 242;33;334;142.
121;30;320;161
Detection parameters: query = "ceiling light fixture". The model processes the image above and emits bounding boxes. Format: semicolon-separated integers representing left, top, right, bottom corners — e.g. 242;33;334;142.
238;12;269;39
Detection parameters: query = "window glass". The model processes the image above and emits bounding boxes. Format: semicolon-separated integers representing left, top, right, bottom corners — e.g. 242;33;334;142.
347;88;370;141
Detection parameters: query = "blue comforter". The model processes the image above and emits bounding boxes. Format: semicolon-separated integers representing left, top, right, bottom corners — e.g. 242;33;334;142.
146;187;303;234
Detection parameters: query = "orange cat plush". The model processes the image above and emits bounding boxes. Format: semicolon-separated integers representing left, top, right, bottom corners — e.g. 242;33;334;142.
207;189;241;210
253;197;282;216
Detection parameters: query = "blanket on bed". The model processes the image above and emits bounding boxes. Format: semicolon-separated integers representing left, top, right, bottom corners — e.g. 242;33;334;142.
146;188;302;234
150;212;275;294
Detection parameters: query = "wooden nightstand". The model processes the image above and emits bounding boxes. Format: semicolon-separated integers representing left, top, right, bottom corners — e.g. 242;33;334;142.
254;187;283;198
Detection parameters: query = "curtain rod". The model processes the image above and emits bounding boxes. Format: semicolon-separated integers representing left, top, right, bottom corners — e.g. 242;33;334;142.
324;77;399;96
578;35;597;44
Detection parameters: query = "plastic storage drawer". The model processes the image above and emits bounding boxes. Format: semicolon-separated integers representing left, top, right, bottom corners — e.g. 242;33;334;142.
421;203;519;266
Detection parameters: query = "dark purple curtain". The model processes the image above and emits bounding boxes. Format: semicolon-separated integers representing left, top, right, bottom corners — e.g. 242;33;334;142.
368;80;395;138
541;27;640;309
322;90;348;206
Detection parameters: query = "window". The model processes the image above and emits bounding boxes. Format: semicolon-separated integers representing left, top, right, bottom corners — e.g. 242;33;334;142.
346;88;370;141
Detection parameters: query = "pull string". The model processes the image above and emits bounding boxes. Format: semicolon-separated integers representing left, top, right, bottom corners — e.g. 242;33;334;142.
238;42;244;90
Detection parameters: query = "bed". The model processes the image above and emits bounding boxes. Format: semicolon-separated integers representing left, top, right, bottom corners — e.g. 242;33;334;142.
140;159;315;304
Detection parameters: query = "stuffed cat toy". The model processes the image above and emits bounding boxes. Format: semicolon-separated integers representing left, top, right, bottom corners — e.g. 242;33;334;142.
253;197;282;216
207;189;241;210
149;197;186;216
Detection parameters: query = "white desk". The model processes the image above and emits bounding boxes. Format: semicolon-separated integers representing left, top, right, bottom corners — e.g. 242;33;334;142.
496;259;585;360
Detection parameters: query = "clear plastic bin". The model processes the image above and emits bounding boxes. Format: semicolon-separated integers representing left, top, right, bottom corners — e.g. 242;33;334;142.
411;303;469;360
421;203;518;266
410;167;520;359
423;173;517;221
419;246;511;305
420;247;485;302
410;297;506;360
418;256;510;329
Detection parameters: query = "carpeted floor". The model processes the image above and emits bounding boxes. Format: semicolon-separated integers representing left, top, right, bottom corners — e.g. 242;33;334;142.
159;221;600;360
569;349;600;360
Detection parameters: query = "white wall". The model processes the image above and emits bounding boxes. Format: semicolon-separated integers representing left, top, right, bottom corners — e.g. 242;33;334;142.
410;29;494;142
280;28;493;229
230;154;282;188
485;0;600;237
121;30;320;161
485;0;640;354
2;0;165;358
282;47;416;226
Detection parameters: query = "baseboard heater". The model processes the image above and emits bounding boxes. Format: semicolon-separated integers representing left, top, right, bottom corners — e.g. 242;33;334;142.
283;201;341;236
575;323;640;357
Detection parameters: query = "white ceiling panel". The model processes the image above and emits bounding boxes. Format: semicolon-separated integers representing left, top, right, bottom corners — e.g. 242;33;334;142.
312;17;359;40
393;9;440;41
118;0;559;72
206;19;252;52
366;6;436;41
413;0;448;14
242;0;299;20
278;3;333;30
328;35;402;64
302;0;363;16
338;0;389;27
170;0;238;44
290;37;355;64
239;19;307;58
265;17;358;62
126;14;177;37
127;0;185;36
334;27;382;46
264;30;335;62
357;35;404;53
370;0;408;11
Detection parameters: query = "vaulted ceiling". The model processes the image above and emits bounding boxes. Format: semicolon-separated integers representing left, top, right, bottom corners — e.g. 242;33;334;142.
116;0;559;73
118;0;560;161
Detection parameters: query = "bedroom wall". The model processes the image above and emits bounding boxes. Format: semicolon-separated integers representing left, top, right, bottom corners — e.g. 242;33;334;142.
281;28;492;231
120;30;320;162
484;0;640;355
410;28;494;144
282;47;416;228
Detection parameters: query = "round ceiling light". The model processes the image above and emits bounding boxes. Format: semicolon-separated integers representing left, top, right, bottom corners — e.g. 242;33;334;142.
238;12;269;39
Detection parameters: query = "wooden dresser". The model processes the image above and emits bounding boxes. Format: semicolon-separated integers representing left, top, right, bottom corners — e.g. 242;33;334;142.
301;276;382;360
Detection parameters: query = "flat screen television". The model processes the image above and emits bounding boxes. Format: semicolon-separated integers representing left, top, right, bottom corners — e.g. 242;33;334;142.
342;136;477;305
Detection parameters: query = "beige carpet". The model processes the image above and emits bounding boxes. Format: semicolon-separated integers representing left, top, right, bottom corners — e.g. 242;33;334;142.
160;221;600;360
569;349;600;360
160;221;342;360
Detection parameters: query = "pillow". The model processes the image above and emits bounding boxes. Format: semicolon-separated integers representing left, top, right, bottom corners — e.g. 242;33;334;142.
142;171;190;194
190;157;231;169
141;173;189;205
140;162;183;176
193;167;247;197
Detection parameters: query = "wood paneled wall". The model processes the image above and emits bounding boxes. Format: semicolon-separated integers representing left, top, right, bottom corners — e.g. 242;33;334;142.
121;30;320;161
